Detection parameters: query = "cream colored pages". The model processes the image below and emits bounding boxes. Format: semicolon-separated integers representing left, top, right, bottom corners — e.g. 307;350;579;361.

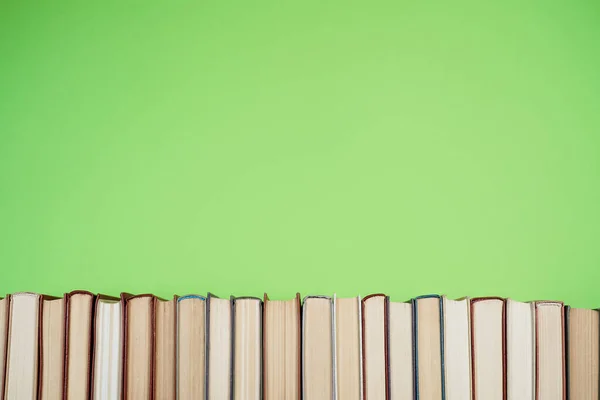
416;297;442;399
443;297;471;400
5;292;40;400
264;299;299;399
0;297;8;399
234;299;262;400
66;293;94;399
208;297;232;400
155;298;176;400
41;297;66;400
568;308;599;400
506;299;534;400
93;300;123;399
388;301;413;400
363;296;386;400
126;296;153;399
536;302;564;400
471;299;504;400
303;297;333;400
335;297;361;400
178;296;206;400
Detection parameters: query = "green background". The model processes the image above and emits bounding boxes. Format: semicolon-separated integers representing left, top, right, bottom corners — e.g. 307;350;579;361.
1;1;599;306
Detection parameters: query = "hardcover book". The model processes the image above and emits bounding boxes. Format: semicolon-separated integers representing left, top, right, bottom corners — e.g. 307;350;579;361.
65;290;95;399
233;297;262;400
535;301;565;400
443;296;471;400
123;293;154;399
302;296;334;399
335;296;362;400
0;295;9;398
388;299;413;400
470;297;505;400
40;294;66;400
177;295;207;400
4;292;41;399
506;299;535;400
207;293;232;400
362;294;389;400
566;306;599;399
263;293;301;400
154;295;177;399
413;295;444;400
92;294;124;399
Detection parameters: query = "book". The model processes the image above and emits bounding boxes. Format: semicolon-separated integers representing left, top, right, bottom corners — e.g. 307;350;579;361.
535;301;565;400
65;290;95;399
443;296;471;400
413;295;443;399
233;297;262;400
334;296;362;400
506;299;535;400
4;292;41;399
207;293;232;400
388;299;412;400
155;295;177;399
470;297;505;400
566;306;599;399
362;294;388;399
302;296;334;399
92;295;123;399
0;295;9;399
2;288;598;400
263;293;301;400
177;295;206;400
123;293;154;398
40;295;66;400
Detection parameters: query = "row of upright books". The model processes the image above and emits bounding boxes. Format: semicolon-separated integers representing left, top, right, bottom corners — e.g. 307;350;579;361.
0;291;597;399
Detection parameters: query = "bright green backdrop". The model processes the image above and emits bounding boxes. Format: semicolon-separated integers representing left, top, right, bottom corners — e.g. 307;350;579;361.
1;1;599;306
